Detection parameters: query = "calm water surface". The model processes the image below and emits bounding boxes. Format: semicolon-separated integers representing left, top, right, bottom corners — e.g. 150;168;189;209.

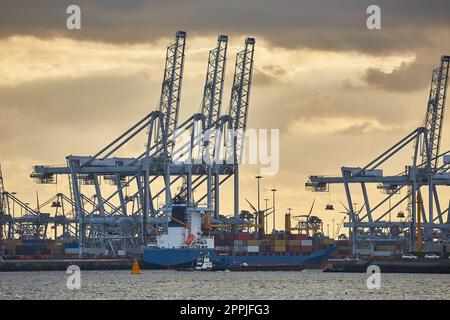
1;270;449;300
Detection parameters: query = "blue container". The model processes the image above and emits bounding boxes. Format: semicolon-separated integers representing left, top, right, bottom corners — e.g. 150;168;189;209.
16;245;38;255
64;242;79;249
15;244;51;255
22;239;51;244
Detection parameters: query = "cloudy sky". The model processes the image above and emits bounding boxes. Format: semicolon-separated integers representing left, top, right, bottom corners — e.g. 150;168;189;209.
0;0;449;234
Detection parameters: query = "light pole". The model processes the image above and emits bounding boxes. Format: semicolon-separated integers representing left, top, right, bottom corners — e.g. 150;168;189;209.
264;198;269;233
332;219;335;239
11;192;16;216
270;188;277;233
255;176;262;225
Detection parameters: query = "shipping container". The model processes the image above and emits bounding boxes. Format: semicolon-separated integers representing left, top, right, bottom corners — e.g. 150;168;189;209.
274;246;286;252
301;240;313;246
374;245;397;251
247;246;259;253
22;239;52;244
372;251;392;257
322;238;335;245
289;234;309;240
64;242;80;249
16;244;50;256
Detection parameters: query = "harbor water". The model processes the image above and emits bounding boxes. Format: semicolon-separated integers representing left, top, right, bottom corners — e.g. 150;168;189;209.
1;270;450;300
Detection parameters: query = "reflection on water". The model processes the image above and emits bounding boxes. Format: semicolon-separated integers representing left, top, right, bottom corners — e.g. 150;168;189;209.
1;270;449;300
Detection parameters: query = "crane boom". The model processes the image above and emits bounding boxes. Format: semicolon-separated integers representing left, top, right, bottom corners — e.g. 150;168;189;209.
227;38;255;164
201;35;228;130
201;35;228;162
0;165;5;240
422;55;449;170
0;164;5;215
156;31;187;159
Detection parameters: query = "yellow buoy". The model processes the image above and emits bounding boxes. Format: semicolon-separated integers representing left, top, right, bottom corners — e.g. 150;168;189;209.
131;258;141;275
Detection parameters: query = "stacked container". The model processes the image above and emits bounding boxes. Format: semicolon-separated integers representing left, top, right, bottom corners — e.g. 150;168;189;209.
212;231;319;256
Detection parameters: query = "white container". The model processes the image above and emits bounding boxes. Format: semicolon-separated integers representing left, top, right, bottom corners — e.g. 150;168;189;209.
247;246;260;253
205;237;215;249
372;250;392;257
301;240;313;246
356;248;372;255
117;250;126;256
83;247;108;255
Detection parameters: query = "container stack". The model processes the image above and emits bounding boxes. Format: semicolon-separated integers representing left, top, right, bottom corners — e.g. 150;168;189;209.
212;232;320;255
333;239;351;258
0;239;81;259
1;239;21;257
273;240;286;252
15;239;52;258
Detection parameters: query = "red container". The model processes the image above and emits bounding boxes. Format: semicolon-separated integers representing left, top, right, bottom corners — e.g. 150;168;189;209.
290;234;309;240
300;246;313;253
234;233;250;240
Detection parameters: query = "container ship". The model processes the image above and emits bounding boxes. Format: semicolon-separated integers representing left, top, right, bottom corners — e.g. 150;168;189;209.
143;203;336;270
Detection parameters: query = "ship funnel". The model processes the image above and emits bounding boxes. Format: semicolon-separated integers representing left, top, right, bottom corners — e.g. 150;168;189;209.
285;213;291;234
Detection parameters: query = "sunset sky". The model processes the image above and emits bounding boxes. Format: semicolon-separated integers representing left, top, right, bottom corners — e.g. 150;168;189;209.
0;0;449;235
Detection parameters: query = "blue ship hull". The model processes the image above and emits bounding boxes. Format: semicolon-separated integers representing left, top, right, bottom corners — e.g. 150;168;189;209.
143;245;336;270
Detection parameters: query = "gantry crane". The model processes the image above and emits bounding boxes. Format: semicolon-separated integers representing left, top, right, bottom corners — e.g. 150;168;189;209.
306;56;450;254
29;32;256;256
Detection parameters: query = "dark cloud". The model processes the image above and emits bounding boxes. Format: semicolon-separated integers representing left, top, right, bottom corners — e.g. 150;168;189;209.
365;58;433;92
342;79;360;91
1;0;449;95
262;65;289;77
0;0;449;54
362;48;450;91
253;64;289;86
253;69;279;86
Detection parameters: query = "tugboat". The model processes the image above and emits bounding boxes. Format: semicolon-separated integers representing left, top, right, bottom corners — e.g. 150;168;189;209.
194;251;213;271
